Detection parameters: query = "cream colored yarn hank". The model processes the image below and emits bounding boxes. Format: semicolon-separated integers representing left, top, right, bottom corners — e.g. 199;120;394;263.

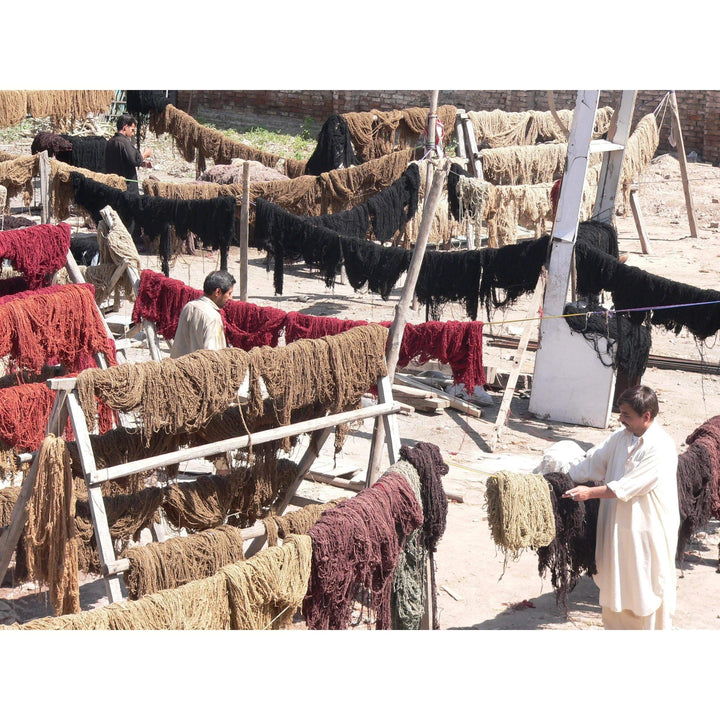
83;206;142;304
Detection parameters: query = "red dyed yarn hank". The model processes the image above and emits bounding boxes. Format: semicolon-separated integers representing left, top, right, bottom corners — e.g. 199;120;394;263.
0;223;71;289
132;269;287;350
397;320;486;392
283;311;369;343
285;314;486;391
0;378;115;452
131;269;202;340
0;284;117;374
221;299;287;351
303;470;423;630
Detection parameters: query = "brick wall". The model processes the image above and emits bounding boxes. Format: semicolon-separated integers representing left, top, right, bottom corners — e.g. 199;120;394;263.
174;90;720;165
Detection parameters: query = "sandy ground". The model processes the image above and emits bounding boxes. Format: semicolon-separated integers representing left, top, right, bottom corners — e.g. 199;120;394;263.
1;129;720;632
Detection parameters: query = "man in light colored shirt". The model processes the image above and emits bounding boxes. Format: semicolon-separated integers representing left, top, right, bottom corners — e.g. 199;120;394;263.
563;385;679;629
170;270;235;359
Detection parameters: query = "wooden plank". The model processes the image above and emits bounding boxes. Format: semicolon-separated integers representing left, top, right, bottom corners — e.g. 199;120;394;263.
669;90;699;238
489;270;546;452
0;390;68;586
394;373;484;418
143;319;164;362
629;187;652;254
92;400;402;485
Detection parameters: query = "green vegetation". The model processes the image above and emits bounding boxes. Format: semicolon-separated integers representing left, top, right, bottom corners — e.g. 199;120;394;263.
195;118;317;161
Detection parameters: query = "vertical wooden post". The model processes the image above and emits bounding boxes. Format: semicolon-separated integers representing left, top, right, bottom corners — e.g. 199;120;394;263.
629;186;652;254
38;150;51;224
239;161;250;301
669;90;699;238
365;158;451;485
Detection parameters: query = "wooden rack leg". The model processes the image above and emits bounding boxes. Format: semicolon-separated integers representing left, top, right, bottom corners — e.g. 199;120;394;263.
0;390;69;586
143;319;163;362
65;392;124;604
243;426;334;558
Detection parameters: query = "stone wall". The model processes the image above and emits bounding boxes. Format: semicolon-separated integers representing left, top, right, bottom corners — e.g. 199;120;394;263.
173;90;720;164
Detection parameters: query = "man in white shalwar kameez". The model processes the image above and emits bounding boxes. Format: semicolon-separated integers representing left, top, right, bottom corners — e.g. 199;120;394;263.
170;270;235;359
563;385;679;630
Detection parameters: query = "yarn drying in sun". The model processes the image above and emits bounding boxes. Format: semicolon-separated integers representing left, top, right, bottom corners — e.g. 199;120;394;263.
303;469;423;630
484;471;556;558
676;415;720;563
0;283;117;375
302;113;359;176
24;435;80;616
0;222;71;289
537;472;600;613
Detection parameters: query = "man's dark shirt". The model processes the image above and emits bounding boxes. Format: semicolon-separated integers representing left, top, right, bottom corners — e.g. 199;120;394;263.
105;132;144;193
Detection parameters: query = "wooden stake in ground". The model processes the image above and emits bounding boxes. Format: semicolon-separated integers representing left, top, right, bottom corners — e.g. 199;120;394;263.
669;90;699;239
238;161;250;302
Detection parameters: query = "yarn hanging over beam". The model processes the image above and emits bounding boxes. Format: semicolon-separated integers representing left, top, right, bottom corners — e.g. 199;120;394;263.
387;460;427;630
123;524;247;600
303;113;359;176
132;269;288;351
75;347;252;439
484;471;556;558
0;222;71;289
57;135;108;173
0;283;117;375
30;132;73;158
4;572;232;630
467;106;613;148
25;90;114;130
70;172;237;275
149;103;286;170
4;535;311;631
303;470;423;629
246;324;389;452
24;435;81;616
575;242;720;339
262;499;342;547
340;237;411;300
222;534;312;629
676;416;720;563
0;90;28;130
49;158;127;221
0;154;37;206
537;472;600;613
564;300;653;382
342;105;456;163
479;142;571;186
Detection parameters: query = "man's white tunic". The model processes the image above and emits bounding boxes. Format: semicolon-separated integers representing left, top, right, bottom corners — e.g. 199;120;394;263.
170;296;226;359
568;422;679;619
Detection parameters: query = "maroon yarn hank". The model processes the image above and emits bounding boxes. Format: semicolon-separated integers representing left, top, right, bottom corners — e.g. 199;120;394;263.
303;471;423;630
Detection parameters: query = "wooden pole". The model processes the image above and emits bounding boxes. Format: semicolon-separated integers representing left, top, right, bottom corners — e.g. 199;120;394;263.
365;157;451;485
669;90;699;238
488;269;547;452
38;150;50;224
239;161;250;301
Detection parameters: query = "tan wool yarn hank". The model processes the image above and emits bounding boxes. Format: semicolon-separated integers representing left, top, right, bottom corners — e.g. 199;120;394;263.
484;471;556;558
